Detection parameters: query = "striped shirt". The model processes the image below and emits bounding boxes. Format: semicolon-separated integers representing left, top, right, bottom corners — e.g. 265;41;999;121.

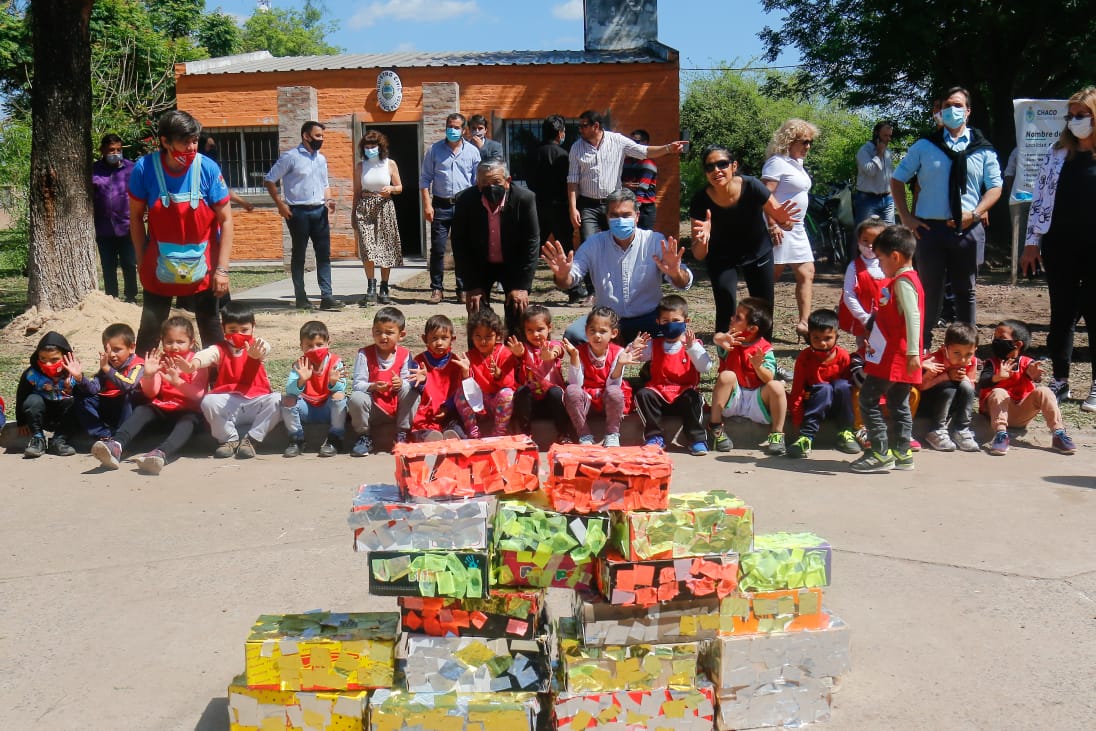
621;157;658;204
568;131;648;199
264;144;329;206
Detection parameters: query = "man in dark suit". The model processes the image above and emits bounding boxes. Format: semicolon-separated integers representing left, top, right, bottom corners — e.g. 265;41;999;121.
452;159;540;335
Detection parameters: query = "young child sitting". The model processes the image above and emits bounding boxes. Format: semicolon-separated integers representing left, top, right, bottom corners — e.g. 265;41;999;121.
91;316;208;474
409;314;466;441
348;306;416;456
509;304;572;443
281;320;347;458
73;323;145;441
920;322;980;452
562;306;635;447
979;319;1076;456
633;295;712;455
454;307;518;438
786;309;860;458
709;297;787;456
16;331;79;458
839;218;887;350
184;301;280;458
851;225;923;473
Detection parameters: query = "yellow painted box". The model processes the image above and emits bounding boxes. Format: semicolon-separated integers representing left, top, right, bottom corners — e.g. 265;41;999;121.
245;612;398;691
559;633;700;693
368;689;540;731
227;674;368;731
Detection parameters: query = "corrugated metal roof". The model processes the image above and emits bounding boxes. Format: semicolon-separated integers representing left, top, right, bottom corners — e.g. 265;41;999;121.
183;46;675;75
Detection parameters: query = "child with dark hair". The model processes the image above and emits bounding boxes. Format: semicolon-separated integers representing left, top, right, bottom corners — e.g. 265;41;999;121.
509;304;572;442
16;332;79;458
562;305;635;447
710;296;787;455
920;322;980;452
408;314;466;441
839;218;887;349
787;309;861;458
348;306;416;455
280;320;348;458
455;307;518;438
979;319;1076;456
92;316;208;474
633;295;713;454
74;322;145;441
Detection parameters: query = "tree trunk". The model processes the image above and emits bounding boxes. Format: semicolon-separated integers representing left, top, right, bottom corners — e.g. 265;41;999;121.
27;0;98;311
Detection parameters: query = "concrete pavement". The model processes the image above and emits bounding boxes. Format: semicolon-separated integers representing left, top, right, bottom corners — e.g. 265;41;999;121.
232;260;426;309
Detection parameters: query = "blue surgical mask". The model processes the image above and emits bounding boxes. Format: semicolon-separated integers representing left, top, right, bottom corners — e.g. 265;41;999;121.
657;321;687;340
445;128;463;143
609;217;635;240
105;153;124;166
362;147;379;159
941;106;966;130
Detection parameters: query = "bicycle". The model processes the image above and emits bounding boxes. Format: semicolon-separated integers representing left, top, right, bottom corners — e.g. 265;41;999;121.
805;191;849;271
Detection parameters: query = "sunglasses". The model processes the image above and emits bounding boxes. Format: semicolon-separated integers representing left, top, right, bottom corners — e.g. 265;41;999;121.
1065;113;1092;121
703;159;733;173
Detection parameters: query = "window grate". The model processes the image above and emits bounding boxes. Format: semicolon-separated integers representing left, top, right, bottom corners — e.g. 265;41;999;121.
503;118;583;186
206;127;279;193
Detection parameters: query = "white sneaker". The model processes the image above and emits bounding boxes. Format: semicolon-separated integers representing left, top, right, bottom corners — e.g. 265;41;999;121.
1081;380;1096;413
602;433;621;448
924;428;956;452
952;428;979;452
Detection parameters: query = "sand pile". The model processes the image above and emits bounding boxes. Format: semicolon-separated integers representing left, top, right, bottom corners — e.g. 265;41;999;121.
3;291;145;356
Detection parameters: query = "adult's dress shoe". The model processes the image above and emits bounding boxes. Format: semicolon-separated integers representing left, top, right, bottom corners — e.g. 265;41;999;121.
319;298;344;311
294;298;314;310
456;291;466;304
429;290;443;305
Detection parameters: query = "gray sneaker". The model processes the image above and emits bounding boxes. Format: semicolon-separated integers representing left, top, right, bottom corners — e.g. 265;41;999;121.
924;428;956;452
1081;380;1096;413
952;428;979;452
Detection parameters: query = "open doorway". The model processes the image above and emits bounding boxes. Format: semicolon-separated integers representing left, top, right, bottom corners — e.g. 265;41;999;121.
360;123;423;258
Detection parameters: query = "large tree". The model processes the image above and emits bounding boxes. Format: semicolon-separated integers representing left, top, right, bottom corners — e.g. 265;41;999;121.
240;0;341;57
760;0;1096;151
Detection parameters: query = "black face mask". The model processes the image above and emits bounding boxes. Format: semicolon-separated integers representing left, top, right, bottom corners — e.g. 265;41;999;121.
482;184;505;205
307;138;323;151
991;338;1017;359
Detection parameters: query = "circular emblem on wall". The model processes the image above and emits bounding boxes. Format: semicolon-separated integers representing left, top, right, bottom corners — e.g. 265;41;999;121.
377;69;403;112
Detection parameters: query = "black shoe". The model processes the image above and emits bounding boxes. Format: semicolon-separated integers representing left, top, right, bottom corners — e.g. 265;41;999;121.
47;436;76;457
294;298;314;310
24;435;46;459
283;440;304;458
773;365;792;382
318;438;338;457
378;281;391;305
319;298;344;311
362;279;376;306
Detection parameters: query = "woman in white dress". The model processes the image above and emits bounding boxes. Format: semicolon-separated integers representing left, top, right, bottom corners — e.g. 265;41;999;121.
352;130;403;306
762;119;819;340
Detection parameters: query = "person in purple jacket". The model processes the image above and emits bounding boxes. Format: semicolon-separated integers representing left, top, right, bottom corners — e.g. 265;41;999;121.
91;134;138;303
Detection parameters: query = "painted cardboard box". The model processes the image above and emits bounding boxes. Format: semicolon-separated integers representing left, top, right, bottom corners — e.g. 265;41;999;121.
368;549;489;599
611;489;754;560
574;592;721;646
597;551;739;607
244;612;398;691
738;532;832;592
491;498;609;591
559;633;700;693
348;484;494;551
228;674;368;731
715;677;834;730
545;444;672;513
555;680;716;731
718;588;826;635
368;689;540;731
397;591;542;640
393;436;539;500
396;634;551;693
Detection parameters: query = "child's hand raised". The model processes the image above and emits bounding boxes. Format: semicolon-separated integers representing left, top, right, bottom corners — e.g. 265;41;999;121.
408;362;428;386
684;327;697;349
748;349;766;370
542;344;563;363
489;354;503;380
629;332;651;356
712;331;737;351
453;351;471;377
1026;359;1047;381
390;374;403;392
561;338;580;364
171;355;198;374
506;335;525;358
997;358;1016;381
98;351;110;373
63;353;83;381
246;338;267;361
143;349;162;377
922;359;944;375
162;363;184;387
293;356;314;382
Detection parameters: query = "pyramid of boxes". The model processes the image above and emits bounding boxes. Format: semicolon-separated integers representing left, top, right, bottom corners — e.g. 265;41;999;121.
224;435;851;730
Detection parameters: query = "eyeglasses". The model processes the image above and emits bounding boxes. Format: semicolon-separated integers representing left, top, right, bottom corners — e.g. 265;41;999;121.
1065;113;1092;121
703;159;733;173
796;139;814;146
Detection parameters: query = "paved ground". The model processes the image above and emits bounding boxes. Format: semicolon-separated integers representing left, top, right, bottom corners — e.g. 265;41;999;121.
1;434;1094;730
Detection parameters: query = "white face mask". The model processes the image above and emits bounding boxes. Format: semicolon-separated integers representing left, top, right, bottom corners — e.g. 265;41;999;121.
858;244;876;260
1068;117;1093;140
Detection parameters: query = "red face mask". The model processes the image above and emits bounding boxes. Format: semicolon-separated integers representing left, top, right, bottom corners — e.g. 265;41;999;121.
172;150;197;167
38;359;66;378
225;332;253;350
305;347;329;366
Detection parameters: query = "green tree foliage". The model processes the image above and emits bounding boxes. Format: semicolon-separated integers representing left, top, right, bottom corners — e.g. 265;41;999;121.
146;0;205;39
241;1;341;57
198;11;242;58
0;117;31;270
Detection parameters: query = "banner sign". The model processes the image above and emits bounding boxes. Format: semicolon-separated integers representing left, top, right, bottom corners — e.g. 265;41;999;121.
1011;98;1068;201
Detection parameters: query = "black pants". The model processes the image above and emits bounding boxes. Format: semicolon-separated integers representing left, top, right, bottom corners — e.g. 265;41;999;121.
919;380;975;431
707;255;775;334
1042;239;1096;381
76;393;134;439
914;220;979;349
137;290;222;354
18;394;76;437
537;199;574;250
634;387;706;444
96;234;138;302
513;385;571;439
286;204;334;301
114;403;201;459
637;202;657;231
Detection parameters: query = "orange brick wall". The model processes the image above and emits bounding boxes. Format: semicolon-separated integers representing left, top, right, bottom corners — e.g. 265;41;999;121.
178;61;681;261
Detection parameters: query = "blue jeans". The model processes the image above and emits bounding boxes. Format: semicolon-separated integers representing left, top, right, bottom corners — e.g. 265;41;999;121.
76;393;134;440
96;234;138;301
429;204;462;292
564;309;659;346
286;205;333;301
853;191;894;225
859;375;912;455
281;395;348;440
798;379;854;439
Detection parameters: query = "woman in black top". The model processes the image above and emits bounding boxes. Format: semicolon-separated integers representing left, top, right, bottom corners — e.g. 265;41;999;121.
690;145;800;333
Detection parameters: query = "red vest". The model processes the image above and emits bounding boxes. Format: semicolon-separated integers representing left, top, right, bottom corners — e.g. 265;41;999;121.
838;257;885;336
718;337;771;390
468;344;518;394
300;354;340;407
647;339;700;402
519;341;564;398
151;352;203;412
211;343;272;397
412;352;464;431
864;269;924;384
362;345;409;416
979;355;1036;407
789;346;851;418
98;354;144;399
579;342;633;414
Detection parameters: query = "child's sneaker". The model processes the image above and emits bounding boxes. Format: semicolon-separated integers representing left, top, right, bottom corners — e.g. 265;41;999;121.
788;435;812;458
91;439;122;469
578;434;596;446
351;434;374;457
236;435;256;459
764;432;786;456
988;431;1010;456
283;440;304;458
688;441;708;456
24;434;46;459
318;438;338;457
603;433;621;448
644;435;665;449
708;425;733;452
850;450;895;473
1052;429;1076;455
909;437;921;452
892;448;914;470
47;436;75;457
835;429;861;454
134;449;166;475
924;428;956;452
395;431;408;444
214;440;239;459
953;428;979;452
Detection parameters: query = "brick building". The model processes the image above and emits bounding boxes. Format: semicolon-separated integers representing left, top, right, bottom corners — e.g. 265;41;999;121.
174;0;679;265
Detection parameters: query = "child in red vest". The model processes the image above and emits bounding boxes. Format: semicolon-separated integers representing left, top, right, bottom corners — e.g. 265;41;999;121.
787;309;861;458
710;296;787;455
91;316;208;474
920;322;980;452
73;322;145;441
633;295;713;454
509;304;572;442
454;307;518;438
562;306;635;448
409;314;466;441
189;301;280;458
979;319;1076;456
839;218;887;350
280;320;347;458
851;225;923;473
348;306;416;456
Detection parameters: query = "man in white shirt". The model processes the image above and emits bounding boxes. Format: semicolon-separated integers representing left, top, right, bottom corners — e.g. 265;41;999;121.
853;121;895;224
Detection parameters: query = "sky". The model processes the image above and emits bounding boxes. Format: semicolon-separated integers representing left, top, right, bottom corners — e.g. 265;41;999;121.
212;0;801;71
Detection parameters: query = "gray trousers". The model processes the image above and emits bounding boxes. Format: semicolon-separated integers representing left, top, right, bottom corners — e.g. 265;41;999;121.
348;384;418;434
858;375;912;455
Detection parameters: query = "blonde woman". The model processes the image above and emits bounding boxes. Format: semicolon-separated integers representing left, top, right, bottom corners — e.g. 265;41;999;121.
763;118;819;339
352;130;403;306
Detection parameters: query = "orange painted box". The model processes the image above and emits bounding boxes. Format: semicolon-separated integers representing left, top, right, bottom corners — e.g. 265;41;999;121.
597;551;739;607
397;590;542;640
394;436;540;500
718;588;826;635
545;444;672;513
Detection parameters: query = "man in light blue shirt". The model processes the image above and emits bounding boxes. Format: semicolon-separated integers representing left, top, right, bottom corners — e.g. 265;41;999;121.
419;112;481;304
541;188;692;344
265;121;341;311
891;86;1002;346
